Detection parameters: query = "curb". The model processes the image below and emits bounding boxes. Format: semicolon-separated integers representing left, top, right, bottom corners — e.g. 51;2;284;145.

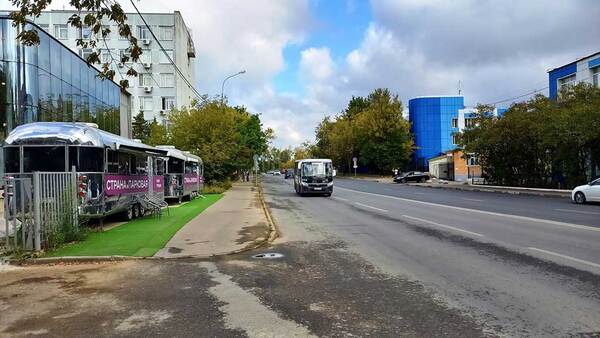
7;181;278;266
407;183;571;198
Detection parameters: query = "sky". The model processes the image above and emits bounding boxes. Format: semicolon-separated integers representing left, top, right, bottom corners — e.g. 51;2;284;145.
32;0;600;147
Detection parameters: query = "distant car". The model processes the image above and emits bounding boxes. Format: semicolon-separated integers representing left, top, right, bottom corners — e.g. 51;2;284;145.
572;178;600;204
284;169;294;179
273;171;281;176
394;171;430;183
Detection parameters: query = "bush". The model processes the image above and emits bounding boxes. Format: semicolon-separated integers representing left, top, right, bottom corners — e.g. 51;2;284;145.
202;180;232;194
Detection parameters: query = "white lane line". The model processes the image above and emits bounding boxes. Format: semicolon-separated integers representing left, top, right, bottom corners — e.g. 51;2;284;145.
555;208;600;216
414;192;426;195
527;247;600;269
333;197;349;202
462;198;485;202
354;202;388;213
335;186;600;232
402;215;484;237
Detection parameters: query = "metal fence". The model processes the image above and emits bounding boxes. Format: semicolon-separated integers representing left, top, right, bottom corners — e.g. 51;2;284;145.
2;171;78;251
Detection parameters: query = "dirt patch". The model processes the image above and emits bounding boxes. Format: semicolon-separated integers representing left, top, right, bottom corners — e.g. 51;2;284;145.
168;247;183;253
235;223;269;245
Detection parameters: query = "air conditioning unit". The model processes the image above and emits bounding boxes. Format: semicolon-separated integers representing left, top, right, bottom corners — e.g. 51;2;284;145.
142;39;151;45
144;86;152;93
159;110;165;116
118;62;125;68
143;62;152;69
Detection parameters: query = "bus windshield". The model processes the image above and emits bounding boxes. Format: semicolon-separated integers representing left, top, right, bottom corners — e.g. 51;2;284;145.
302;162;331;177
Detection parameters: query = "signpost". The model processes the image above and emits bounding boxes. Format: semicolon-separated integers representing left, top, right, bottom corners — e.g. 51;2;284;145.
253;154;259;187
352;157;358;177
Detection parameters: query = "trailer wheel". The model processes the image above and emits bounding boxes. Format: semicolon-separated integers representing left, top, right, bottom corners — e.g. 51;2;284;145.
138;204;145;217
125;207;134;221
132;204;140;218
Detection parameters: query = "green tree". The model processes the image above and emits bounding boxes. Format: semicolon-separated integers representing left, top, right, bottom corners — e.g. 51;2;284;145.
132;111;149;142
146;119;169;146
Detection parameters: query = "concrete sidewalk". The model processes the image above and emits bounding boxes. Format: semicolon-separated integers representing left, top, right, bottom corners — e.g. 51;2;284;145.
154;181;271;258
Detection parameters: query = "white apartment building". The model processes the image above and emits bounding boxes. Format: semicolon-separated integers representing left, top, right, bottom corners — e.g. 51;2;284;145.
34;10;196;124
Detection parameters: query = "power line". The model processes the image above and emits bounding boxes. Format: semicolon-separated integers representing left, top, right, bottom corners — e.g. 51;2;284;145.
128;0;207;103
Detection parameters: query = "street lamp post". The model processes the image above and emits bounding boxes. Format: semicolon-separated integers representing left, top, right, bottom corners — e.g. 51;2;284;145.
221;70;246;106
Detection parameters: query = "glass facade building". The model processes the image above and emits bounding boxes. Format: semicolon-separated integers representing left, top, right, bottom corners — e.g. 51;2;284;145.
0;16;123;142
409;96;465;171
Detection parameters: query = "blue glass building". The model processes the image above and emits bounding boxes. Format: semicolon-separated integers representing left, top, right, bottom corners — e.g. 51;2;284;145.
409;96;465;171
0;16;129;142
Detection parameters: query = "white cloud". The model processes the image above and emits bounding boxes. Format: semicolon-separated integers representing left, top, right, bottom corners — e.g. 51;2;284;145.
300;47;334;81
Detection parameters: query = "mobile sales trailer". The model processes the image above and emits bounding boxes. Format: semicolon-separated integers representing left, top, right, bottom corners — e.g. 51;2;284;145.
2;122;168;220
294;158;335;196
156;146;203;202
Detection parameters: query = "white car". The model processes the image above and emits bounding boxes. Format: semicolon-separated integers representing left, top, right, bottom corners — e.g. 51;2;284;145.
273;171;281;176
572;178;600;204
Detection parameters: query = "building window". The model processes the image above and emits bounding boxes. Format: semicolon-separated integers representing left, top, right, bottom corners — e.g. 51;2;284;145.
101;50;112;64
160;73;175;87
81;26;92;39
162;97;176;110
465;118;476;129
139;96;153;111
140;50;152;64
138;25;151;40
452;133;460;145
159;50;174;63
119;49;131;63
558;74;576;90
467;156;479;166
593;67;600;88
451;118;458;128
99;25;111;40
55;24;68;39
160;26;174;40
139;74;153;87
81;48;93;61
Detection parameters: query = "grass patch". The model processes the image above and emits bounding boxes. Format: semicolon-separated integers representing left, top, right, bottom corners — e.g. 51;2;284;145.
203;180;232;194
45;194;223;257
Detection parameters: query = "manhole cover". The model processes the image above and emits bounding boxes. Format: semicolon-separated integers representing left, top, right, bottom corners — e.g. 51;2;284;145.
252;252;284;259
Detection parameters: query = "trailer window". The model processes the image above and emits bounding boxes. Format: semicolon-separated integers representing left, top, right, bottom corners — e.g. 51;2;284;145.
185;162;197;174
118;152;130;174
107;150;119;173
135;154;148;175
78;147;104;172
23;146;65;172
168;158;184;173
4;147;20;173
154;158;165;175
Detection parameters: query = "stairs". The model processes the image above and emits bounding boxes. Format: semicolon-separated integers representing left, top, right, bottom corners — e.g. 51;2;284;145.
139;195;169;218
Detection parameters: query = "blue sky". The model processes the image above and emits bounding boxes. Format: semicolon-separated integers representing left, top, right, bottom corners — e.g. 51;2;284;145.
273;0;372;96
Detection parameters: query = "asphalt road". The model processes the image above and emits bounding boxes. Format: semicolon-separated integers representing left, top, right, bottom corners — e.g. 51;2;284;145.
263;175;600;336
3;176;600;337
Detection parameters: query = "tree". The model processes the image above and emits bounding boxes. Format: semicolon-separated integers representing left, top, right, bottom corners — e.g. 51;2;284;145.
131;111;149;142
146;119;169;146
11;0;142;88
168;99;270;183
458;83;600;188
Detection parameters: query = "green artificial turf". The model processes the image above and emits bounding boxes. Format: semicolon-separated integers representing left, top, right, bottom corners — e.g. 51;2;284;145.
46;194;223;257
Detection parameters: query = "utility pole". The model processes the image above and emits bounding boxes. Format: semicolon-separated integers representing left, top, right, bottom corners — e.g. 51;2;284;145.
221;70;246;106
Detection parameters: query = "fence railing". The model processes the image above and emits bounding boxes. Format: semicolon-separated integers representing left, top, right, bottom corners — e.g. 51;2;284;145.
2;170;78;251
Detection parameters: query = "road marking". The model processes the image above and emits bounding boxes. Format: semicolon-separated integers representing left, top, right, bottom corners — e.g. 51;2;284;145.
462;198;485;202
354;202;388;213
555;208;600;216
527;247;600;269
414;192;426;195
333;197;349;202
402;215;484;237
335;186;600;232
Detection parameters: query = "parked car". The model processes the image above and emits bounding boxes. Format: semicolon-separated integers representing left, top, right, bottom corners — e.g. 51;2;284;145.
572;178;600;204
284;169;294;179
273;171;281;176
394;171;430;183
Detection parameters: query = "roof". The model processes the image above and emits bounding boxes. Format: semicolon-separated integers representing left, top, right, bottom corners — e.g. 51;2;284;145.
156;145;188;161
4;122;166;155
547;50;600;73
295;159;333;163
409;95;464;100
